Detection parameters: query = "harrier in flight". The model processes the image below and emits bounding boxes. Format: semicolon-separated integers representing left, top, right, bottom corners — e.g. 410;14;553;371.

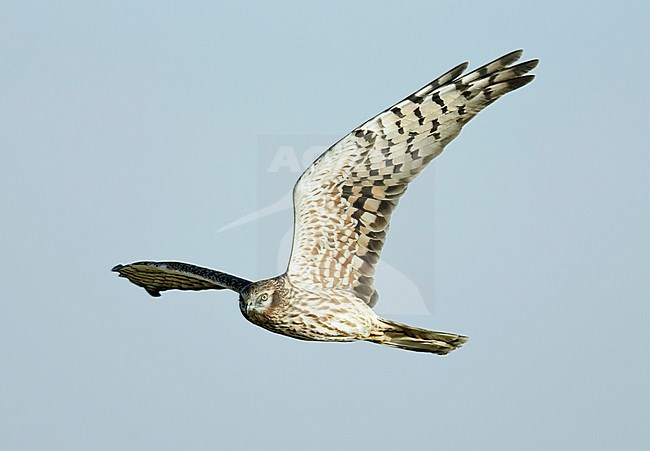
113;50;537;354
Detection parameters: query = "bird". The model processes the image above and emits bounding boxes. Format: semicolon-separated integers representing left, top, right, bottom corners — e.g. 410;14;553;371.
113;50;537;355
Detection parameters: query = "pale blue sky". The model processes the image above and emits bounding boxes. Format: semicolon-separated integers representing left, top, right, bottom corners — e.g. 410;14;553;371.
2;1;649;449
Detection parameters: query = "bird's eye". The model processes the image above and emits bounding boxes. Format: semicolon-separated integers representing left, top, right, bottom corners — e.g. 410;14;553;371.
260;293;268;301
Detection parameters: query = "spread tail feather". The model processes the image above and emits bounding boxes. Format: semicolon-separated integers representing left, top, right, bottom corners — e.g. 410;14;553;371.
369;319;468;355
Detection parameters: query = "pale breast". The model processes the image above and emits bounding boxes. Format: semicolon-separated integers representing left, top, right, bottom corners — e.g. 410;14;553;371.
252;289;378;342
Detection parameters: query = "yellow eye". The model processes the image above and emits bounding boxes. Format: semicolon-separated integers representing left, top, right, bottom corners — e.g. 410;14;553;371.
260;293;268;301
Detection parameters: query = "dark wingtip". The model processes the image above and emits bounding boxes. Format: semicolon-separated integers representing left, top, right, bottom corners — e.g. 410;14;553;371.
510;59;540;76
486;49;524;68
145;288;162;297
497;74;536;92
506;49;524;60
452;61;470;74
513;74;535;88
527;59;540;70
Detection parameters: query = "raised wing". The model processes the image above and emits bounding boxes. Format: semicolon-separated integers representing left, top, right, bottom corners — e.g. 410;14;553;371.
112;261;252;296
286;50;537;306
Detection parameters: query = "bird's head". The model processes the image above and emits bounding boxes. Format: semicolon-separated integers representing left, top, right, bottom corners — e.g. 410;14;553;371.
239;278;282;319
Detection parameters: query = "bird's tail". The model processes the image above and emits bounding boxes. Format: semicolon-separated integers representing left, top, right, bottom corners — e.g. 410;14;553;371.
369;319;468;355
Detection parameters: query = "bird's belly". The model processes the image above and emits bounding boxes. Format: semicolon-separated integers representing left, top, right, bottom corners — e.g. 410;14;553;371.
247;298;376;342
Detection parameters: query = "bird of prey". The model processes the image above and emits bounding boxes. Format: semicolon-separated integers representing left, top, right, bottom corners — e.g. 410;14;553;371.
113;50;537;355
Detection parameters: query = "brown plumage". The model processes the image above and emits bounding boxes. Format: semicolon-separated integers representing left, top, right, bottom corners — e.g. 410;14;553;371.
113;50;537;355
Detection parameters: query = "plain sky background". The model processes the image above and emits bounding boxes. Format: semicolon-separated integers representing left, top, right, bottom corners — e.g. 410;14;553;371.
2;1;649;449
